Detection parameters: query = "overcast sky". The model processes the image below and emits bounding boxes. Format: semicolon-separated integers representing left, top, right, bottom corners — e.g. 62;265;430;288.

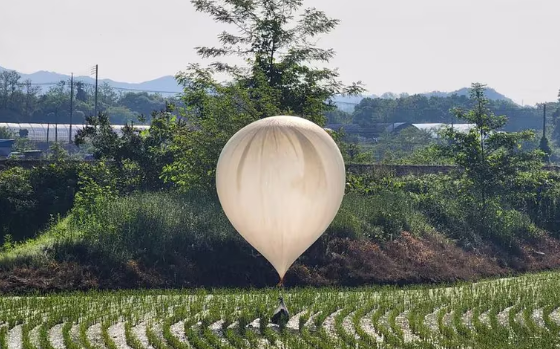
1;0;559;106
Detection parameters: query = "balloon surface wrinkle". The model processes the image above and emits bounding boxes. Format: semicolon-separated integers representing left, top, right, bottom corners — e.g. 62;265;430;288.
236;130;259;191
216;115;345;280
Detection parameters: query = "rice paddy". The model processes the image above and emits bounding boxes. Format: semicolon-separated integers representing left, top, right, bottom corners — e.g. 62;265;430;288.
1;272;560;349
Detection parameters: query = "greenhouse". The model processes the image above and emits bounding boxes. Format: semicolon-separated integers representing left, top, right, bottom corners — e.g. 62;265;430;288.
0;123;150;142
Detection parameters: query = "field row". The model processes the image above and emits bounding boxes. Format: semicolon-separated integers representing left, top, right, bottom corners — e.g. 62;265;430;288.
2;273;560;349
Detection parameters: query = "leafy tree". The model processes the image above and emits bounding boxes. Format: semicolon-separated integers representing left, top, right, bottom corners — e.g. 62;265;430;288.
47;142;70;161
553;90;560;146
0;70;21;110
98;82;118;108
75;107;179;191
75;81;88;102
187;0;363;123
104;106;137;124
325;109;352;124
539;135;552;163
119;92;166;122
20;79;41;120
373;127;437;163
351;92;545;132
165;0;364;192
328;129;373;164
436;83;543;238
0;126;13;139
40;81;69;124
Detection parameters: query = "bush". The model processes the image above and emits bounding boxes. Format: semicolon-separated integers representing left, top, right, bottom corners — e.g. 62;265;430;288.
407;174;541;245
0;162;80;242
327;192;433;241
76;188;435;267
77;191;237;264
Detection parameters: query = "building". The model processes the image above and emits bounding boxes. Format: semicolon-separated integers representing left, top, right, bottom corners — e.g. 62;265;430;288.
0;123;150;143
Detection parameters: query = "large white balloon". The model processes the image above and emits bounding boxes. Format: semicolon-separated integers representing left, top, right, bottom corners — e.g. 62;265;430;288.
216;115;346;281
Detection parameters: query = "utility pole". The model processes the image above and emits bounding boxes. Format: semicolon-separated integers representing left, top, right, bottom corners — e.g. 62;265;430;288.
543;103;547;138
92;64;99;116
69;73;74;144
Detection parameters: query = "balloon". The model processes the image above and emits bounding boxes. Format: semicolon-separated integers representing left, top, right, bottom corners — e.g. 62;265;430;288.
216;115;346;281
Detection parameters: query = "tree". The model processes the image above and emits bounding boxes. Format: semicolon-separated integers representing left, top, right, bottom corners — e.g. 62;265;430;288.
553;89;560;147
75;107;179;191
0;70;21;110
373;127;436;163
185;0;363;124
539;136;552;163
0;127;13;139
164;0;364;192
437;83;543;237
325;109;352;124
119;92;166;122
41;81;68;125
98;82;118;108
75;81;88;102
21;80;40;120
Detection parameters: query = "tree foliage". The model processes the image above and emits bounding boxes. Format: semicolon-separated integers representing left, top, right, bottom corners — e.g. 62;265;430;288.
189;0;364;124
0;71;171;125
75;107;179;191
351;92;555;133
435;83;544;240
165;0;364;192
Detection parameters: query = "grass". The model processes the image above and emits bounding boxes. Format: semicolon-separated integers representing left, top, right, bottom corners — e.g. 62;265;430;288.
0;272;560;348
0;190;437;277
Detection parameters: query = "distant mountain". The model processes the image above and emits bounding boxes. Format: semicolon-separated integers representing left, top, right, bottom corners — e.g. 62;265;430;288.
332;86;514;111
422;87;513;102
0;66;183;95
1;65;513;105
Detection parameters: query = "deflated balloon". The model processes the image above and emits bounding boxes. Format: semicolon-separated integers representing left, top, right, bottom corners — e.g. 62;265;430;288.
216;115;346;281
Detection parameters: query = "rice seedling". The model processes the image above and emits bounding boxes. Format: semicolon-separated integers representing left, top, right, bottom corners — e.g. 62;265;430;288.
3;272;560;348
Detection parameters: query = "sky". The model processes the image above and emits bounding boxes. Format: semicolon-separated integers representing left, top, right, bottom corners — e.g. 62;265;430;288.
1;0;559;106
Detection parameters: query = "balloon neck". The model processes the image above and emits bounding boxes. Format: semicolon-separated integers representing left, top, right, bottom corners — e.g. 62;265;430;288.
277;277;284;288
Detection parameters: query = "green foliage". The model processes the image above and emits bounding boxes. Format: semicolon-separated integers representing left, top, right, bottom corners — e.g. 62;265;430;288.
163;73;262;192
47;142;70;161
74;191;236;263
327;192;433;241
408;175;540;244
372;127;437;163
325;109;352;124
0;162;79;242
352;91;555;132
540;136;552;163
329;129;373;164
14;137;33;152
433;83;545;240
75;108;178;191
189;0;364;124
164;0;364;192
72;162;120;224
0;70;173;124
0;126;13;139
0;167;35;239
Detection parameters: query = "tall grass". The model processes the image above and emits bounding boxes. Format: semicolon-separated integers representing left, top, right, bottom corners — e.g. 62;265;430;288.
79;191;236;264
329;191;434;241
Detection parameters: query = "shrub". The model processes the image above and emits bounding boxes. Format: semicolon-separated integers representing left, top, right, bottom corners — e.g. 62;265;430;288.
328;192;433;241
0;161;81;243
77;191;237;264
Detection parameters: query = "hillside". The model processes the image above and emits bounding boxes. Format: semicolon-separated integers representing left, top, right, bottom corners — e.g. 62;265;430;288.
1;65;512;104
0;66;182;95
332;87;514;111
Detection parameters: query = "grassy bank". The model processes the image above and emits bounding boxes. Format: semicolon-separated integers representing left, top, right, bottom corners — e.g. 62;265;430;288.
2;184;560;292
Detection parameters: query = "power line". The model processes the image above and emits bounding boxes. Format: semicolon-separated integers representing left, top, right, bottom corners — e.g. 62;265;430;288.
27;81;181;95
